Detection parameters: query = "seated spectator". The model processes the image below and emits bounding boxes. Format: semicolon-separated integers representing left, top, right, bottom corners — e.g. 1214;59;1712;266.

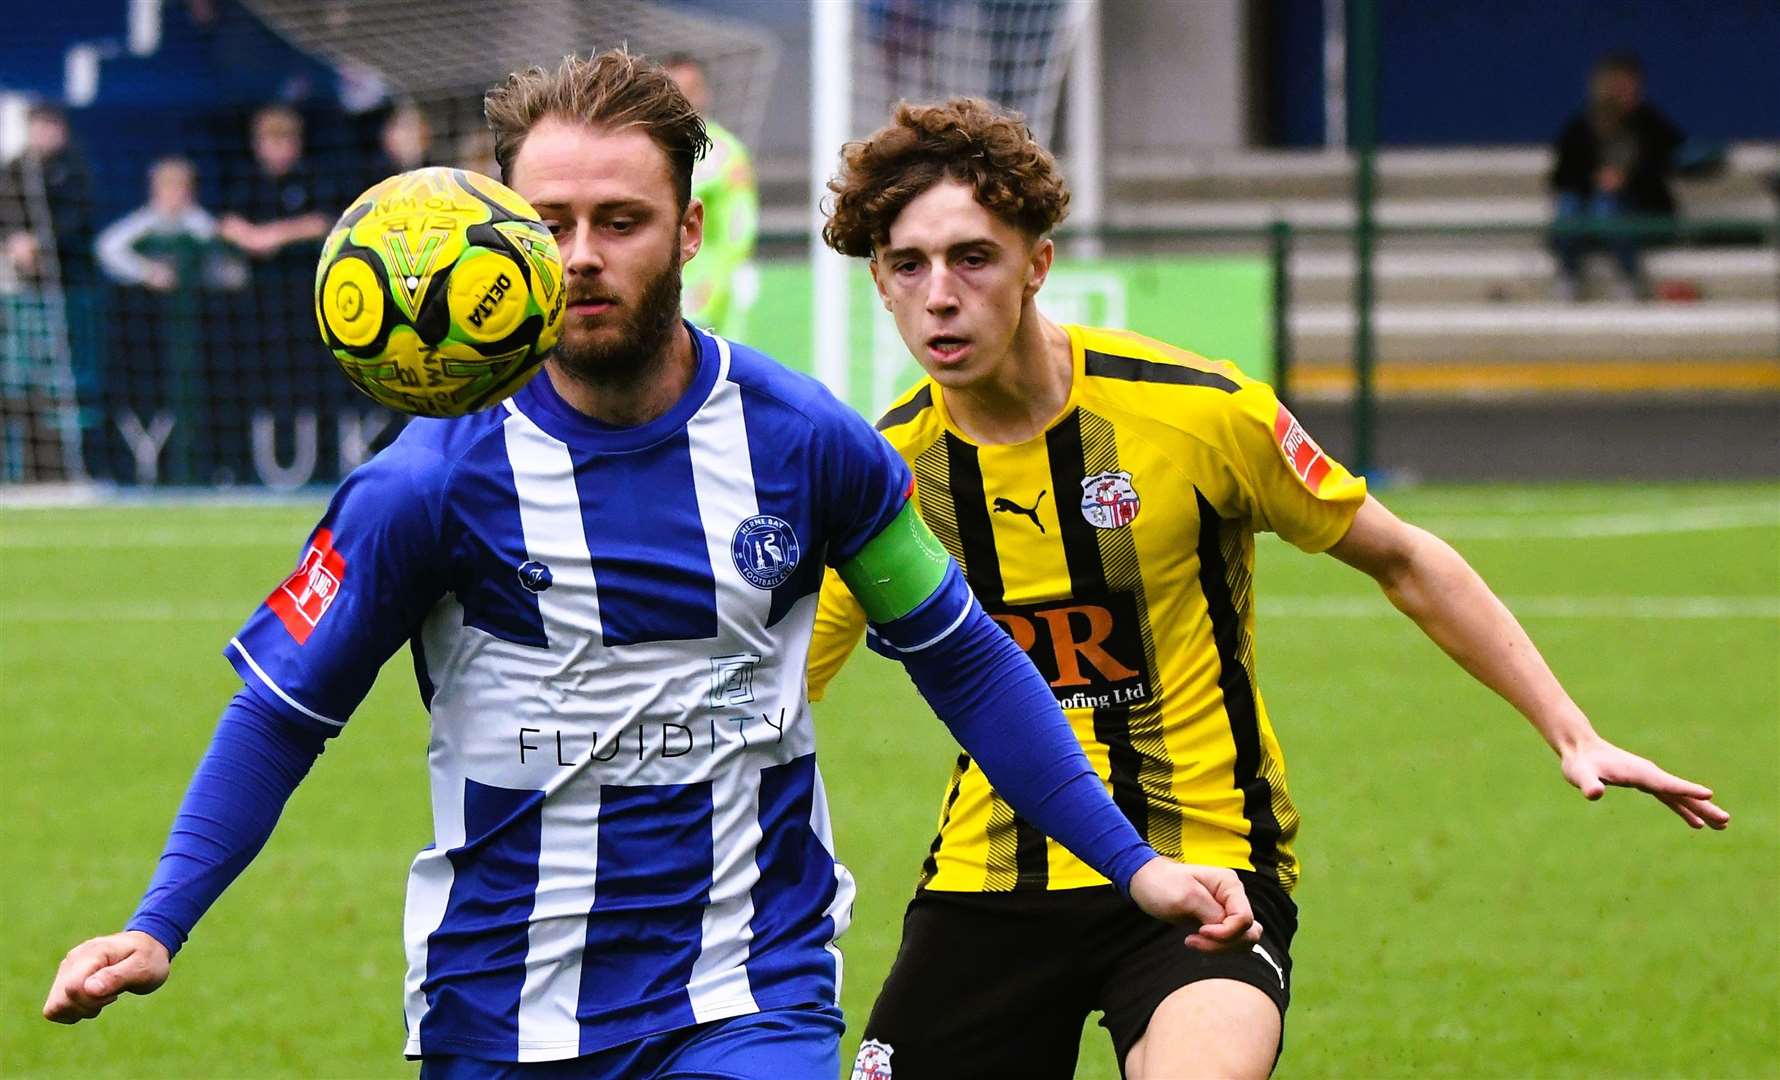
1549;52;1684;302
96;156;244;292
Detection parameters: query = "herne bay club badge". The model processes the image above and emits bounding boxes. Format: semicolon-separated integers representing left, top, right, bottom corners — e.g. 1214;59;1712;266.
1080;471;1141;529
732;514;800;589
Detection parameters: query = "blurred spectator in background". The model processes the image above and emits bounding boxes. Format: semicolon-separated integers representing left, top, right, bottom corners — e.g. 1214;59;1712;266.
665;54;759;339
216;104;345;483
1;103;97;291
364;101;435;191
218;105;333;263
1;102;98;482
455;128;500;179
1549;52;1684;302
97;157;243;292
95;156;246;485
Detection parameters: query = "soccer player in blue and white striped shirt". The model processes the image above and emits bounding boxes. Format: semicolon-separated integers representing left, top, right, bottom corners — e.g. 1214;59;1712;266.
43;52;1261;1077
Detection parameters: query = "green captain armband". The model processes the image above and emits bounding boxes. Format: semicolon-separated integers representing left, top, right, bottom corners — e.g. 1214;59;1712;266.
836;501;952;624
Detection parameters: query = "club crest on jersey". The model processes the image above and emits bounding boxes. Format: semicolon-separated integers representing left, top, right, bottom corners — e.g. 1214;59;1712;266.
517;560;553;593
852;1039;894;1080
1080;471;1141;529
267;528;346;644
731;514;800;590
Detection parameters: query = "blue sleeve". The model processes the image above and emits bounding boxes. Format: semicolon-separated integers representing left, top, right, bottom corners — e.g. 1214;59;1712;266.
125;689;329;958
226;443;447;732
818;401;913;568
869;563;1160;893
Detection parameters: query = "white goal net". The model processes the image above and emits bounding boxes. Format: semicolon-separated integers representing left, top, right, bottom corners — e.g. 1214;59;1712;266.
243;0;780;151
851;0;1090;147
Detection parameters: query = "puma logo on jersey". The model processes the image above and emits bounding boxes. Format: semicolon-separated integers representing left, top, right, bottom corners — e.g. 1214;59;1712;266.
992;489;1047;532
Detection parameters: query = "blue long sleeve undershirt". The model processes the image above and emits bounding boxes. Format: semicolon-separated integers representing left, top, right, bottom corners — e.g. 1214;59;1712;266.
129;567;1159;959
126;689;327;958
867;563;1159;894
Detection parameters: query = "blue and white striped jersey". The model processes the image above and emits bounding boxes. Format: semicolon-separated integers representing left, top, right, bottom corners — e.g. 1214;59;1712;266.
226;325;911;1062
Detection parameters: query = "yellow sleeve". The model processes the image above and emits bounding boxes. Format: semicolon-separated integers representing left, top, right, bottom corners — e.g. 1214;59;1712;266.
806;566;868;702
1225;382;1368;552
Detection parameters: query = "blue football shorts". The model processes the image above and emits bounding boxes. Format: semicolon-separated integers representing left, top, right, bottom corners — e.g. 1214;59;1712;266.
418;1003;844;1080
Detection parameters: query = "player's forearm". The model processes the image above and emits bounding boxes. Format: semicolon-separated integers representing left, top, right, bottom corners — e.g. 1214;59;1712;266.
266;213;330;247
1381;527;1595;752
94;214;152;283
127;690;328;957
838;506;1156;888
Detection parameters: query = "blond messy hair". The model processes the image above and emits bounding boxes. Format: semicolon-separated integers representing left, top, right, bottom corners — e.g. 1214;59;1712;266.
484;50;710;209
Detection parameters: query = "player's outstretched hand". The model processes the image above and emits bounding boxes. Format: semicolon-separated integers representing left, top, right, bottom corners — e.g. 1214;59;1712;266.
1128;858;1262;953
43;930;170;1024
1560;734;1730;830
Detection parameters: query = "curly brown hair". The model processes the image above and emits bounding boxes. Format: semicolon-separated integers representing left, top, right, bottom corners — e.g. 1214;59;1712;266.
485;50;709;210
822;98;1070;258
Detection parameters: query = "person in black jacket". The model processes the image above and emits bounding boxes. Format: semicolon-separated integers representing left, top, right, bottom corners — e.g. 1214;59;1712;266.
1;103;97;290
0;102;100;481
1549;53;1684;302
215;105;345;484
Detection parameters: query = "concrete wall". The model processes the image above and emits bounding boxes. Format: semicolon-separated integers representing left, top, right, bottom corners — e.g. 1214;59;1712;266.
1102;0;1250;152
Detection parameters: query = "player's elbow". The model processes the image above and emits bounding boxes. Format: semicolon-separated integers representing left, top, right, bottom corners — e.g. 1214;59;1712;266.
1333;503;1422;592
1376;525;1462;615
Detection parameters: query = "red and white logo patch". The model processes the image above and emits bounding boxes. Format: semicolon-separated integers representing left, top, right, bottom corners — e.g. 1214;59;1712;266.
266;528;346;644
851;1039;894;1080
1273;404;1331;493
1080;471;1141;529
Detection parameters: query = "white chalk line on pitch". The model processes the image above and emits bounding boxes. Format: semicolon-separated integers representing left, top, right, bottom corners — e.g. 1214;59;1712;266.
1372;487;1779;513
4;595;1776;624
1413;503;1780;539
0;526;306;549
3;501;1777;551
1264;595;1780;620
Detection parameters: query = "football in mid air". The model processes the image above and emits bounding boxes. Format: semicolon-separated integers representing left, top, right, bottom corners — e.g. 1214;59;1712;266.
314;167;564;417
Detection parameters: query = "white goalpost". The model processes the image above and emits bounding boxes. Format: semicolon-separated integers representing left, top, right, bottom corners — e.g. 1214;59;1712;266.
810;0;853;400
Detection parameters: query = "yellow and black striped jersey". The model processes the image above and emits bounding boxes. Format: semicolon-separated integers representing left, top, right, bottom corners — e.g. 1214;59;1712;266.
807;324;1366;894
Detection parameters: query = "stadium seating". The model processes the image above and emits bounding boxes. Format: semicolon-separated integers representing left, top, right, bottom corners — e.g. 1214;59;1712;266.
759;143;1779;388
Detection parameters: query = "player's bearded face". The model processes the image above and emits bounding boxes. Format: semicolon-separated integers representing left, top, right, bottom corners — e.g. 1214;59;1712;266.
506;120;695;385
554;232;684;385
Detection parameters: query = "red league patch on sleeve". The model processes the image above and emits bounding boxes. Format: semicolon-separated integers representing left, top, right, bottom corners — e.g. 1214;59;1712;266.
1273;404;1332;493
266;528;346;644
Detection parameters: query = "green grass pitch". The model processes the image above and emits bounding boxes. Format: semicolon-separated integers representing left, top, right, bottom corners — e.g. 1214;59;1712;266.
3;482;1775;1077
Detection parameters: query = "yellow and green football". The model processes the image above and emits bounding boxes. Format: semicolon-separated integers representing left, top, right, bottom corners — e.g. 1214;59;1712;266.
315;167;564;417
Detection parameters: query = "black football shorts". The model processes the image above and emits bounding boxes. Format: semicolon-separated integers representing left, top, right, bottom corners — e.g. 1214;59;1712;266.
852;870;1295;1080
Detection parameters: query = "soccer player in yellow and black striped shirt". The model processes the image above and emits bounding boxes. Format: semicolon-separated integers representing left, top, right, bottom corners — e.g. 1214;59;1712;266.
812;99;1729;1080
